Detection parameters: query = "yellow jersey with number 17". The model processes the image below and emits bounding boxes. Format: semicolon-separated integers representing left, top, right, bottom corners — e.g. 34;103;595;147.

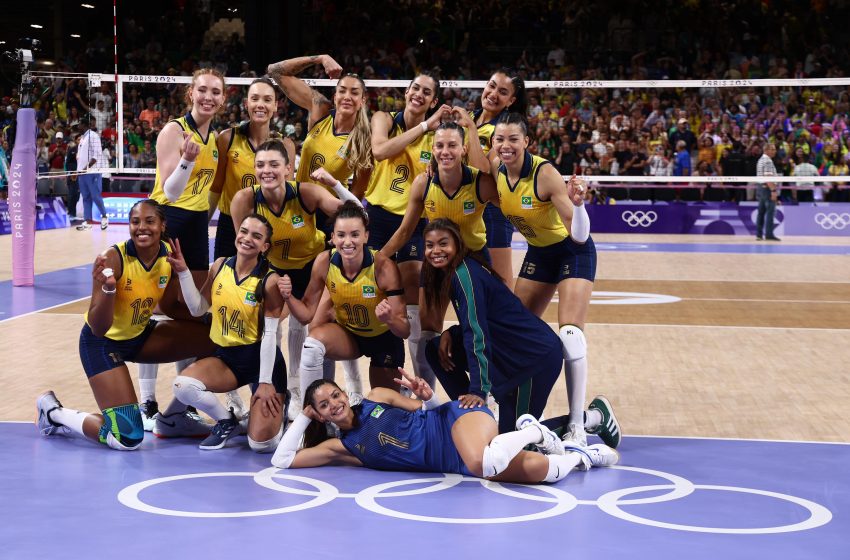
252;183;325;270
423;165;487;251
209;256;268;347
496;153;568;248
150;114;219;211
297;111;353;193
326;249;388;338
364;111;434;216
85;240;172;341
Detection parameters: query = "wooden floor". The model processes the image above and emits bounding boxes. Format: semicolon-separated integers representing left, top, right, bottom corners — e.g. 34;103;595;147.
3;228;850;442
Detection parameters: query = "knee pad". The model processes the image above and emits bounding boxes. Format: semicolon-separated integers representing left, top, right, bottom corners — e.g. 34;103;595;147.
302;338;326;369
98;403;144;450
248;425;284;454
481;441;512;478
559;325;587;362
172;375;207;406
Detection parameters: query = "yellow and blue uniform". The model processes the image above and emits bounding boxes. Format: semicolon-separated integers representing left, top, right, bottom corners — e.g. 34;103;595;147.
209;256;286;392
326;248;404;367
297;110;353;188
424;258;563;434
340;398;494;476
497;152;596;284
474;109;514;249
149;114;220;270
364;111;434;262
423;165;487;252
79;240;171;377
253;183;325;299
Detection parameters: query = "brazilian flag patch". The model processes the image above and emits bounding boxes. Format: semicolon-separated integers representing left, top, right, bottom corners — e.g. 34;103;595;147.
158;275;169;288
362;285;376;298
370;405;385;418
244;292;258;306
463;200;475;215
292;215;305;229
419;150;432;164
521;195;533;209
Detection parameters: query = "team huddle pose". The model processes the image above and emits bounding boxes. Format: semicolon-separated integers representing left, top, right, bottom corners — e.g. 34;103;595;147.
37;56;621;484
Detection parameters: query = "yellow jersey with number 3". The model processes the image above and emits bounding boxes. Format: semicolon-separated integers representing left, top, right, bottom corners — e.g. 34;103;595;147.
86;240;172;341
150;114;219;211
496;153;568;247
209;256;267;347
326;249;388;338
423;165;487;251
252;183;325;270
364;111;434;216
296;111;353;193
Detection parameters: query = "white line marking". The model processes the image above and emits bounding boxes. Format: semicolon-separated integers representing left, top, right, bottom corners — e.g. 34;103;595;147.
0;296;89;324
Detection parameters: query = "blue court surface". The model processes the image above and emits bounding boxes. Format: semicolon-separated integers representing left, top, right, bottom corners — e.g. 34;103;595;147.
8;422;848;559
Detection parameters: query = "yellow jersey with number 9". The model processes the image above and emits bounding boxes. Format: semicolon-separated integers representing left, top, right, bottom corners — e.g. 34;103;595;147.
209;256;267;347
296;111;353;192
496;153;568;248
86;240;172;341
364;111;434;216
423;165;486;251
150;114;219;211
216;123;281;214
326;249;388;338
252;183;325;270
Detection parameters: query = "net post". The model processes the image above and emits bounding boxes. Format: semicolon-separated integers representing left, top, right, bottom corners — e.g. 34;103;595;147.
10;108;38;286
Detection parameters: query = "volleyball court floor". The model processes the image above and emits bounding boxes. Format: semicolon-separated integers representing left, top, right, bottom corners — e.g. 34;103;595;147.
2;228;850;558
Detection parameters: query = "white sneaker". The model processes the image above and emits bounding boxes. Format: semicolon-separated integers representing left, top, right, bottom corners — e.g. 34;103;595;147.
563;422;588;447
154;408;211;438
75;222;92;231
565;443;620;470
287;388;302;422
36;391;63;436
100;215;109;230
139;400;158;432
225;390;247;421
348;391;364;406
516;414;565;455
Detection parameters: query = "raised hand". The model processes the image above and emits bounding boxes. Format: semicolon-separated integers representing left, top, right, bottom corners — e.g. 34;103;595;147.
181;132;200;162
322;55;343;79
310;167;337;189
451;106;474;129
277;274;293;300
375;298;392;323
566;174;587;206
93;254;117;292
394;367;434;401
165;238;189;273
424;104;454;131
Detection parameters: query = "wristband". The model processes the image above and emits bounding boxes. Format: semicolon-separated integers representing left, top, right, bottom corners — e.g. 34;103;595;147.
421;395;441;411
419;121;428;133
101;285;117;295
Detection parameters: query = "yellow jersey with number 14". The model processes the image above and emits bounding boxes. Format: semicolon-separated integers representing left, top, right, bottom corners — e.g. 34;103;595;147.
209;256;268;347
423;165;487;251
296;111;353;193
150;114;219;211
86;240;172;341
326;249;388;338
364;111;434;216
252;183;325;270
496;153;568;248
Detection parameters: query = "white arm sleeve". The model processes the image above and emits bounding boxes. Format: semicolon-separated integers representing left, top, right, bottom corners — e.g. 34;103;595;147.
258;316;280;385
570;203;590;243
332;181;363;207
163;158;196;203
176;269;210;316
271;413;311;469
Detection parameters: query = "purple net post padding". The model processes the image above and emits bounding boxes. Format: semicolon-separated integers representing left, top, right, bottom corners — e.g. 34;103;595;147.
10;108;37;286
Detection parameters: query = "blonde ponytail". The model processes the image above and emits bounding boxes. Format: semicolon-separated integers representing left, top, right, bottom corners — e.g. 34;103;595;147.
341;102;373;176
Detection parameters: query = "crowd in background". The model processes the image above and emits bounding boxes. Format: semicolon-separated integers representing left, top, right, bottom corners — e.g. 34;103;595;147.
2;0;850;202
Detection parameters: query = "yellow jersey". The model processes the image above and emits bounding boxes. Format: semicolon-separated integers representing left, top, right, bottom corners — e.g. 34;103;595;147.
209;256;269;347
252;183;326;270
364;111;434;215
423;165;487;251
216;123;281;215
150;114;219;212
296;111;353;192
86;240;171;341
496;153;568;247
473;109;506;155
326;249;388;338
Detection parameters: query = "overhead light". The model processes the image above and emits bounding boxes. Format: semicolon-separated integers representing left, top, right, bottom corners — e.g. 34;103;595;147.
0;41;5;45
81;3;95;8
71;34;81;38
41;60;55;66
31;24;43;29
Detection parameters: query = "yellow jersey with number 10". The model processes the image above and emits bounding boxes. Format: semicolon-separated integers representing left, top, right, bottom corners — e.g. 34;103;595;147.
496;153;568;248
150;114;219;211
423;165;487;251
364;111;434;216
326;249;388;338
209;256;267;347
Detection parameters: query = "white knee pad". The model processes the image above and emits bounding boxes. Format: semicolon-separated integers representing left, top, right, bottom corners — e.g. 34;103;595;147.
248;425;283;453
300;337;327;398
172;375;207;405
559;325;587;362
481;440;512;478
104;431;142;451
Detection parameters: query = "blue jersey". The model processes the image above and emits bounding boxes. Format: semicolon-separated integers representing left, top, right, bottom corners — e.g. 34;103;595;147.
340;399;478;475
450;258;562;400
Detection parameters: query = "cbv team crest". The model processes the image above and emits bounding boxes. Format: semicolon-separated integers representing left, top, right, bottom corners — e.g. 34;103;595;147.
521;196;533;209
362;285;376;298
292;215;305;229
463;201;475;215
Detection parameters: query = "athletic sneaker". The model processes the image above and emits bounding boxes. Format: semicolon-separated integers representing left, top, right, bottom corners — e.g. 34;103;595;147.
225;390;247;421
36;391;63;436
287;387;302;422
565;443;620;471
562;422;588;447
140;399;158;432
100;216;109;230
516;414;565;456
75;222;92;231
348;392;364;406
587;395;621;449
199;411;240;450
154;408;211;438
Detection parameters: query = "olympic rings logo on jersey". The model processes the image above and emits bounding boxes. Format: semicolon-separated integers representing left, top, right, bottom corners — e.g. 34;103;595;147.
621;211;658;228
814;212;850;230
117;466;832;533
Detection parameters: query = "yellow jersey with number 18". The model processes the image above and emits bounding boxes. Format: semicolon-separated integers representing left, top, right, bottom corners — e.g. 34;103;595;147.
364;111;434;216
496;153;568;248
85;240;172;341
326;249;388;338
150;114;219;211
423;165;486;251
252;183;325;270
209;256;267;347
296;111;353;193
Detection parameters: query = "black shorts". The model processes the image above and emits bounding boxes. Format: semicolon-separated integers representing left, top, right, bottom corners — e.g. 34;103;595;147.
315;207;334;240
351;329;405;368
163;206;210;271
483;204;514;249
79;321;157;378
215;341;287;394
518;236;597;284
213;212;236;260
272;258;315;300
366;203;425;263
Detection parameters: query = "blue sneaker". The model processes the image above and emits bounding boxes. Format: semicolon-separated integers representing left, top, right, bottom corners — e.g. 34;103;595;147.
199;410;240;450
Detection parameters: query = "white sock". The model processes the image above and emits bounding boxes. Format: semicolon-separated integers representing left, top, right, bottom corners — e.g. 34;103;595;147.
138;363;158;403
482;427;543;476
559;325;588;427
49;407;89;438
343;359;363;394
299;337;327;400
172;376;230;421
406;304;422;376
415;330;439;389
287;318;306;393
175;357;195;373
585;408;602;430
543;453;584;483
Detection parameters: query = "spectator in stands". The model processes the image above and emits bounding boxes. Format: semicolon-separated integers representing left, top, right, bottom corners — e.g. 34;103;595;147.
670;118;697;153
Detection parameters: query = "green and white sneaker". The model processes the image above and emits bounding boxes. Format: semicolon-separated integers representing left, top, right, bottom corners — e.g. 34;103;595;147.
587;395;621;449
